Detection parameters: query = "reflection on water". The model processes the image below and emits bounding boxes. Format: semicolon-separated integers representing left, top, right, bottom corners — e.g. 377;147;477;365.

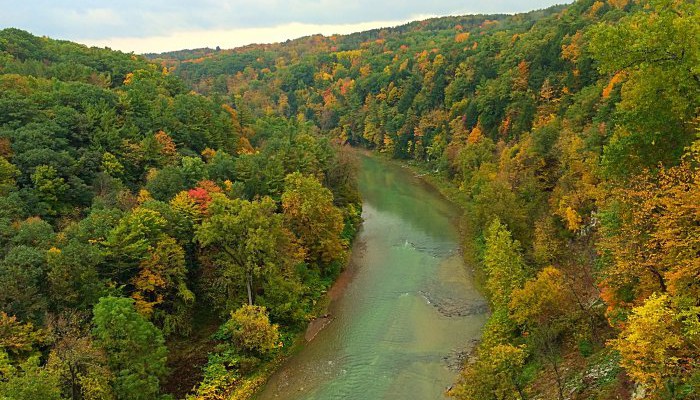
257;155;487;400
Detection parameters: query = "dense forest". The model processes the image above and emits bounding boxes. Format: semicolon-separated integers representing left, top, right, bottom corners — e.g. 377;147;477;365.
147;0;698;398
0;27;360;400
1;0;698;399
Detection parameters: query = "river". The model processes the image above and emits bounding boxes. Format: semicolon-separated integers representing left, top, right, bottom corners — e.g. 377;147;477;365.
257;154;487;400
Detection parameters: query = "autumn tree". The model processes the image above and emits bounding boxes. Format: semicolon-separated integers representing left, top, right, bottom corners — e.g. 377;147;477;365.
130;236;194;336
47;313;114;400
598;141;700;318
510;267;575;328
603;142;700;396
223;305;280;357
510;267;576;400
0;312;46;363
451;344;528;400
612;294;696;397
0;156;19;195
102;206;193;332
282;172;345;267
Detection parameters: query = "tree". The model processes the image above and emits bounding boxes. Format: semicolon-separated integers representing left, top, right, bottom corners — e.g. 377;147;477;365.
510;267;575;400
31;164;69;216
0;312;46;362
102;207;167;279
281;172;345;266
483;218;528;310
612;294;693;396
451;344;528;400
0;245;48;322
0;356;62;400
47;313;114;400
223;305;280;357
599;141;700;317
590;0;699;178
130;236;194;336
195;194;290;306
509;267;574;327
46;242;105;312
0;156;19;195
92;297;168;400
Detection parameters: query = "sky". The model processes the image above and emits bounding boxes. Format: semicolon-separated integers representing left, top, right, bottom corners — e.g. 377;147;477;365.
0;1;569;54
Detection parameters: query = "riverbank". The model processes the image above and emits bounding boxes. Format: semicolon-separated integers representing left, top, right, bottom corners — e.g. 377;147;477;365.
227;149;484;400
235;228;364;400
256;152;487;399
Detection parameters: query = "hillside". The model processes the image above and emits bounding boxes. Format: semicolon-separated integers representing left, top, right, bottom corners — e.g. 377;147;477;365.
149;0;700;399
0;28;360;399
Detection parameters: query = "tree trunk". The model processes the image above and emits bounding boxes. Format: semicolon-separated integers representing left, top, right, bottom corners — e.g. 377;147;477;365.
70;366;79;400
647;266;667;293
552;360;565;400
246;271;254;305
512;377;527;400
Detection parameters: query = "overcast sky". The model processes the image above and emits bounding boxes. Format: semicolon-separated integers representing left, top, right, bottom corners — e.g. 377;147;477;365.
1;1;569;53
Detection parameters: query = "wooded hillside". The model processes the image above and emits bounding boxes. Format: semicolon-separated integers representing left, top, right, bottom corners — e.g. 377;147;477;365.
0;27;360;399
150;0;699;398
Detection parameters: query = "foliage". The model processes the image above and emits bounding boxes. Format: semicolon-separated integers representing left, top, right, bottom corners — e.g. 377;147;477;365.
92;297;168;400
223;305;280;357
0;25;357;400
483;218;527;311
611;294;695;396
451;344;528;400
282;172;346;266
196;195;294;308
2;0;698;397
0;356;63;400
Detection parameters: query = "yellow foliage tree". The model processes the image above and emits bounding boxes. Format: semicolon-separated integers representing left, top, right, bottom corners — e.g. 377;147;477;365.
612;294;687;392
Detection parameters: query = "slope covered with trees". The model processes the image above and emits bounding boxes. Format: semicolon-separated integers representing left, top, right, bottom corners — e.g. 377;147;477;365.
0;28;360;399
149;0;699;398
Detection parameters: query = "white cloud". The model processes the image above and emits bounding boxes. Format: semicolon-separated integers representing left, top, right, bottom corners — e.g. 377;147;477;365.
4;0;572;53
78;17;432;53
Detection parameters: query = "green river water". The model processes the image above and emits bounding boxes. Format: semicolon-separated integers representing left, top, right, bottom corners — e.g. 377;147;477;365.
257;154;487;400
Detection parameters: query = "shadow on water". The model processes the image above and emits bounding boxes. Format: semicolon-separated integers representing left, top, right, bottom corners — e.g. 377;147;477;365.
257;154;487;400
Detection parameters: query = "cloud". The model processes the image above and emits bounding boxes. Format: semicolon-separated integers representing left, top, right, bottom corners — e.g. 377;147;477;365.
2;0;569;42
78;18;432;53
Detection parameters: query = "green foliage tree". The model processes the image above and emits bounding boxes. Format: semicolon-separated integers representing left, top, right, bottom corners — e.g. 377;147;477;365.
0;356;63;400
483;218;528;310
31;165;69;217
590;0;700;178
46;242;105;312
92;297;168;400
196;194;290;307
0;246;48;322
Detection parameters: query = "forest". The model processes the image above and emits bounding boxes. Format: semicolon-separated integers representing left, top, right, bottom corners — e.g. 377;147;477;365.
0;26;361;400
1;0;699;398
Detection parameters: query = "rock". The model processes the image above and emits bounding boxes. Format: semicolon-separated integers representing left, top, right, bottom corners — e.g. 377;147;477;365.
419;290;489;317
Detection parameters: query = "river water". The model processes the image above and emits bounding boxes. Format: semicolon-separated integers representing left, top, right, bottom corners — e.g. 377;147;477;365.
257;154;487;400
